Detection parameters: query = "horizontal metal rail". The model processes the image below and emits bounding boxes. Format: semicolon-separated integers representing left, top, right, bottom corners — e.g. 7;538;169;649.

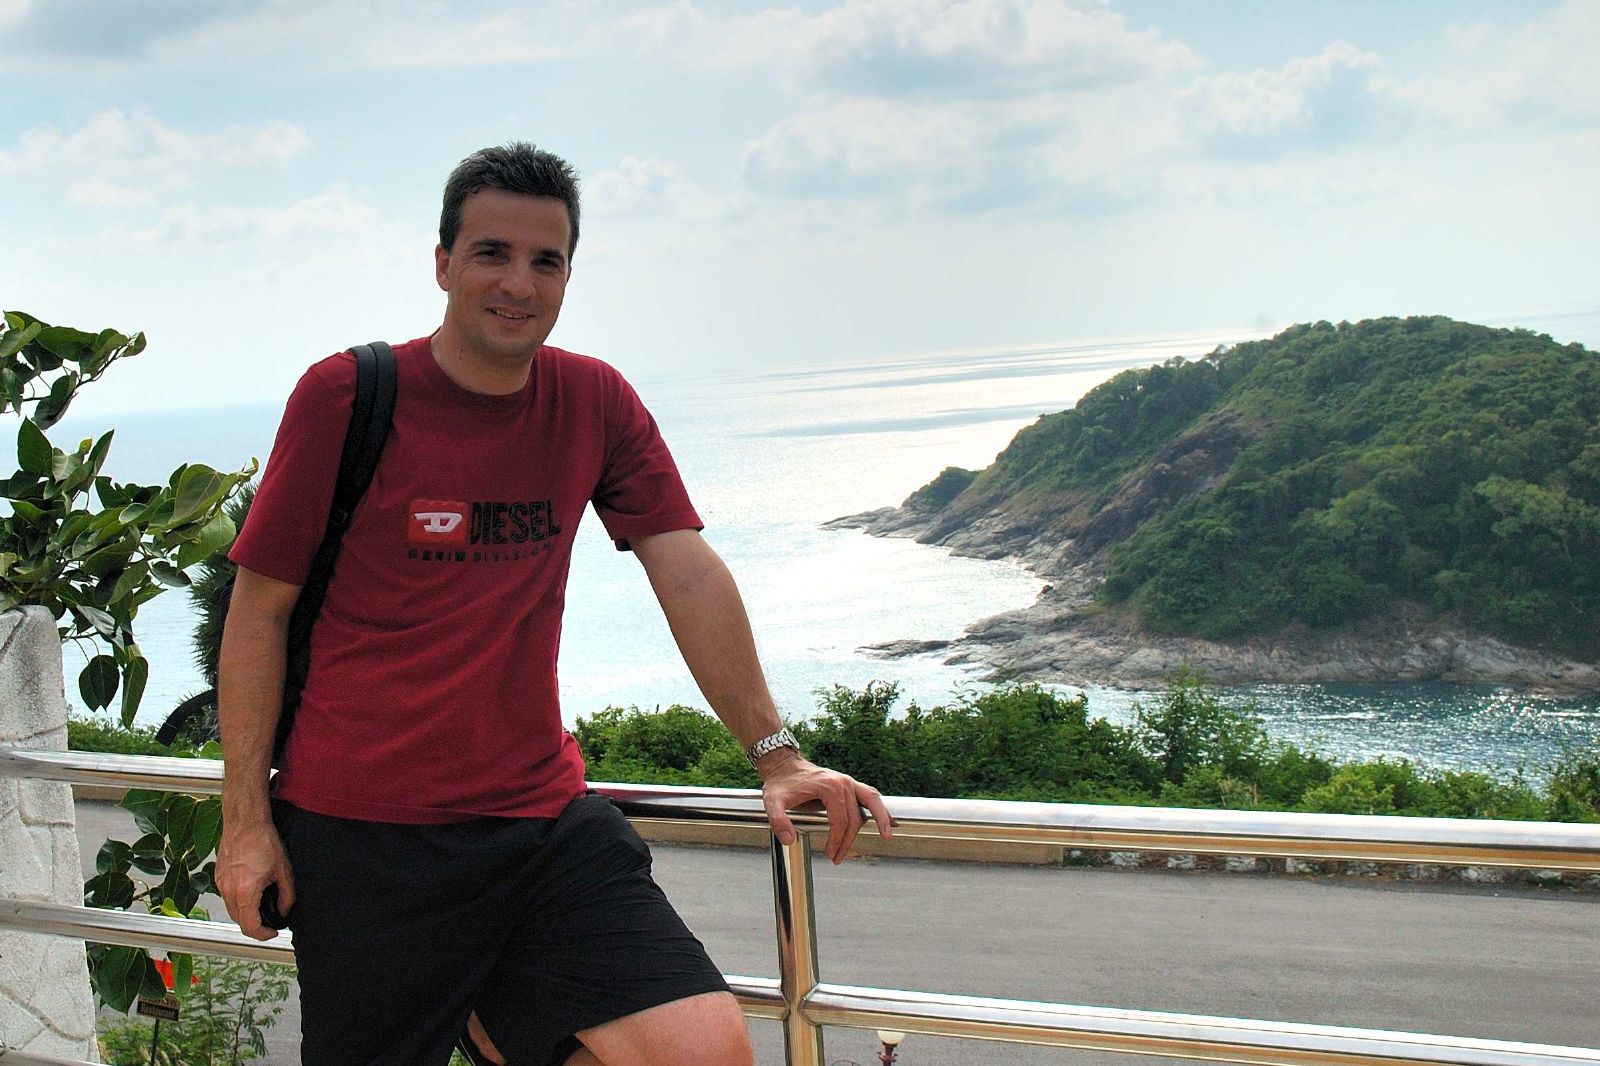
6;899;1597;1066
0;898;786;1021
5;746;1600;1066
806;985;1600;1065
6;746;1600;870
3;896;1600;1062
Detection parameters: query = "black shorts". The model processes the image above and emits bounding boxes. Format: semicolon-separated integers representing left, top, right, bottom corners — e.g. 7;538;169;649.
273;791;730;1066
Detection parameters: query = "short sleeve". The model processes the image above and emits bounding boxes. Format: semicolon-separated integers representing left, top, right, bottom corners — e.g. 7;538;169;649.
229;357;354;585
591;372;702;550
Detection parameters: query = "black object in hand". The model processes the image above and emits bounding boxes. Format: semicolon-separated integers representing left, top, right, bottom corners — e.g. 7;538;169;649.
258;883;290;929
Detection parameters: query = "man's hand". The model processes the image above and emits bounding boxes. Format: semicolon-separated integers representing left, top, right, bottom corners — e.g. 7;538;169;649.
216;820;296;942
758;749;894;864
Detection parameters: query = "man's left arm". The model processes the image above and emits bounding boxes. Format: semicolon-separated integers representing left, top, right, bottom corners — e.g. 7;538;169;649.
631;528;894;864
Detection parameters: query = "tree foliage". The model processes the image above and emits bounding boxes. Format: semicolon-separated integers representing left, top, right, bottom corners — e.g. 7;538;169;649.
911;317;1600;654
0;310;255;723
571;679;1599;822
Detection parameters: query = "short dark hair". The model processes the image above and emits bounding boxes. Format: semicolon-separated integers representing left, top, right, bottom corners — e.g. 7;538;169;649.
439;142;581;257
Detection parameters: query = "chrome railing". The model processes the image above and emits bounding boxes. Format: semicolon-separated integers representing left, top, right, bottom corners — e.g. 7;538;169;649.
4;747;1600;1066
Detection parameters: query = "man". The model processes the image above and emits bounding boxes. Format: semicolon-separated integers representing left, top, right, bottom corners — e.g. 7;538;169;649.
216;142;893;1066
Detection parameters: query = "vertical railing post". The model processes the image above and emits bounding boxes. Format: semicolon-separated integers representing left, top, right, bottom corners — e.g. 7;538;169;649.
770;831;824;1066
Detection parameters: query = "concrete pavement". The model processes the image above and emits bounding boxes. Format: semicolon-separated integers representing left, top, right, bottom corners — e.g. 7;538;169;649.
73;800;1600;1065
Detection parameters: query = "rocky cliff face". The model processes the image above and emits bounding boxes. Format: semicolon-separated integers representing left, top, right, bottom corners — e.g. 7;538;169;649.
829;407;1600;693
830;408;1258;574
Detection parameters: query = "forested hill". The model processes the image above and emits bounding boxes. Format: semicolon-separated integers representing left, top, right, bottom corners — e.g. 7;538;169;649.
880;316;1600;659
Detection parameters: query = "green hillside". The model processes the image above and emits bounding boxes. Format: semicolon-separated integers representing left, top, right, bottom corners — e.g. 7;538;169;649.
920;317;1600;655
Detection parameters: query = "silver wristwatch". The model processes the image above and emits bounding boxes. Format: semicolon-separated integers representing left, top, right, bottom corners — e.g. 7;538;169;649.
746;727;801;768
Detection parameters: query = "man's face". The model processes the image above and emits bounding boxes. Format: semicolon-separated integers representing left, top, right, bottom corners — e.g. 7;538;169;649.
435;188;572;366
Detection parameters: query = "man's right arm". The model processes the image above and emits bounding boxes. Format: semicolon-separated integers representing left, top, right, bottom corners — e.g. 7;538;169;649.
215;565;302;942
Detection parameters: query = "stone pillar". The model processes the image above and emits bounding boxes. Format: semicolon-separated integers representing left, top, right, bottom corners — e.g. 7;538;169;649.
0;606;97;1060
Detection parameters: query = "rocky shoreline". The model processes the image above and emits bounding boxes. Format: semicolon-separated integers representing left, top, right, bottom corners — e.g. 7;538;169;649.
827;506;1600;694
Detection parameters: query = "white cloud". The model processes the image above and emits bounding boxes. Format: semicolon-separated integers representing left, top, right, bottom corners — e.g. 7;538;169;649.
0;0;29;31
626;0;1197;94
129;185;379;245
1390;0;1600;132
1180;42;1385;146
743;99;991;198
586;156;689;216
0;0;267;57
362;12;569;69
0;108;309;197
64;178;158;209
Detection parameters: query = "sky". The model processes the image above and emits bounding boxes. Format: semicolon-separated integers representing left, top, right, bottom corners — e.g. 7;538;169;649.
2;0;1597;416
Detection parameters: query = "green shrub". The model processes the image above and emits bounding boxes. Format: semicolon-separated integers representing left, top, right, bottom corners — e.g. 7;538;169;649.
1546;746;1600;823
1133;673;1269;785
575;704;745;773
568;679;1590;823
68;714;175;757
1301;763;1402;815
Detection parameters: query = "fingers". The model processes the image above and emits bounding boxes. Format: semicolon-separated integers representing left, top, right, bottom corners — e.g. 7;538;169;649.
227;883;273;942
764;766;891;863
217;827;290;942
819;785;864;864
764;792;797;846
857;783;894;840
277;862;297;915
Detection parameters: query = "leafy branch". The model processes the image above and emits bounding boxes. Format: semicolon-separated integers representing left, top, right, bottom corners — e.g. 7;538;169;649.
84;746;226;1013
0;310;256;724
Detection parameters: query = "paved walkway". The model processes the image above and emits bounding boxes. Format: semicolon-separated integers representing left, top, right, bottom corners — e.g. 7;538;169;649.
74;801;1600;1065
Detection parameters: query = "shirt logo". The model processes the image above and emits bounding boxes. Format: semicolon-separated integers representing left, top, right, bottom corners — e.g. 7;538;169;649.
409;500;468;545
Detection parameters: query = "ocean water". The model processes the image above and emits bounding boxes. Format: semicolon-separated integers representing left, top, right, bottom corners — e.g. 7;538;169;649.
49;315;1600;780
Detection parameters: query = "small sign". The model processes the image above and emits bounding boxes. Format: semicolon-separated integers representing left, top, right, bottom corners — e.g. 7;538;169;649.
136;993;181;1022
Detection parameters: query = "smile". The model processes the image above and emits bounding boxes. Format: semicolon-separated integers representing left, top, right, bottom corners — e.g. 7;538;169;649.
490;308;534;320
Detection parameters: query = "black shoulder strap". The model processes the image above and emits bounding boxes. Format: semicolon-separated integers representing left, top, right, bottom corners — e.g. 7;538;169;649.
157;343;397;757
275;342;396;760
294;341;396;610
329;342;398;532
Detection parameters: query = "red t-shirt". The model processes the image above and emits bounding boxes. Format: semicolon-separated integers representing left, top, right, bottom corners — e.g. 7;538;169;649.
230;335;702;823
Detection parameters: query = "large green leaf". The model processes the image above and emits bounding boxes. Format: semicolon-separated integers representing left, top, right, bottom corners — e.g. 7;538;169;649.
85;430;114;478
0;318;41;362
163;795;197;861
120;652;149;726
0;367;22;416
35;324;95;362
0;470;42;497
150;561;190;587
82;329;129;376
8;498;47;522
174;511;237;569
130;832;167;876
84;868;135;911
107;560;149;607
17;418;51;475
190;798;223;863
122;789;167;837
54;511;94;548
91;945;151;1013
166;464;229;528
50;443;78;481
33;371;78;429
79;655;119;711
171;952;194;1002
72;602;116;638
94;476;129;508
95;839;133;875
156;860;196;915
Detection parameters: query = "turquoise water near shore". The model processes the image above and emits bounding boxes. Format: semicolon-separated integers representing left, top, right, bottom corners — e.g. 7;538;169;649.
51;315;1600;780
